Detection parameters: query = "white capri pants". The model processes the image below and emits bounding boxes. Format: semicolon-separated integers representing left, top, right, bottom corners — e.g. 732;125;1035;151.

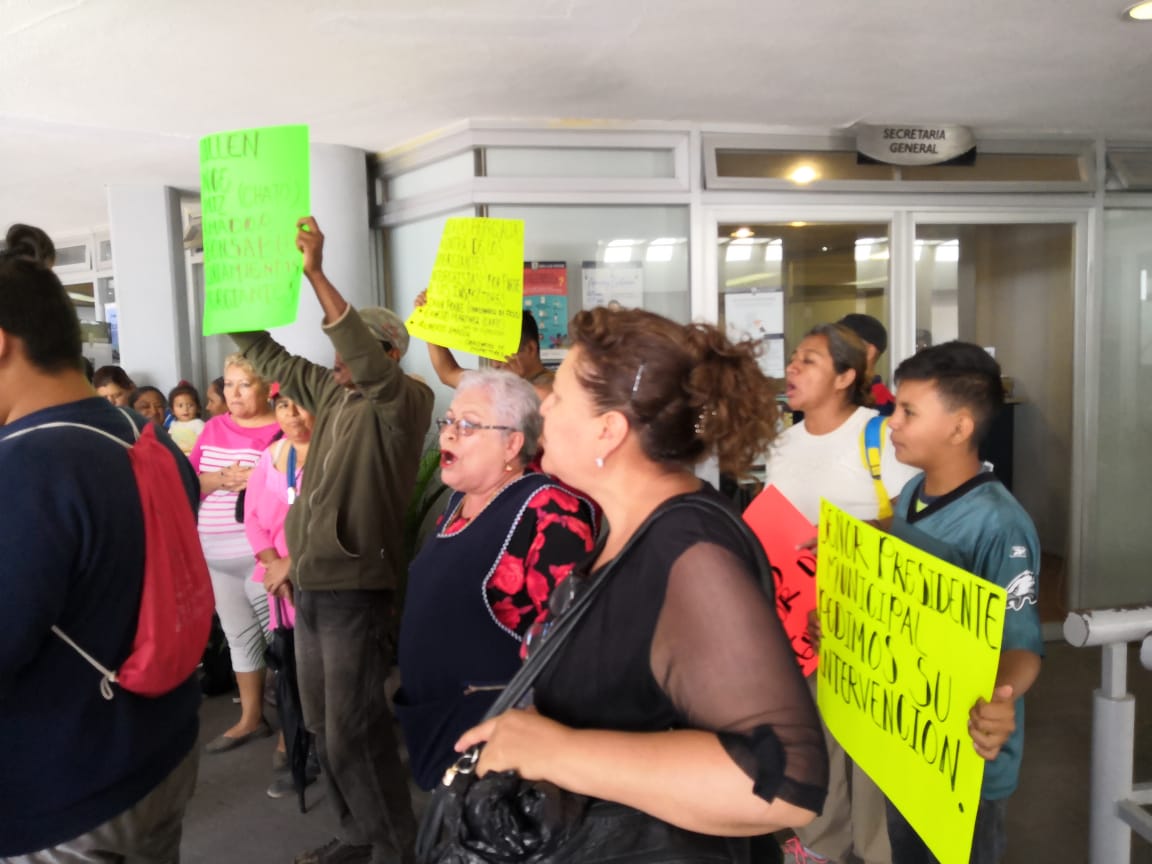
206;556;270;674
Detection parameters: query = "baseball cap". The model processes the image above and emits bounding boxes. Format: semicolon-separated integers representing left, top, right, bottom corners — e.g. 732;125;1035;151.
838;313;888;356
358;307;410;358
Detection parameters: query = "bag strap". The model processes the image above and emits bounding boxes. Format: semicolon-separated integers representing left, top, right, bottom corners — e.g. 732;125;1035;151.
860;415;893;521
482;492;770;721
0;409;142;700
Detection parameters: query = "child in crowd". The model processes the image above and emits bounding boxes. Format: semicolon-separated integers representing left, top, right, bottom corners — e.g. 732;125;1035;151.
205;376;228;417
130;386;166;427
883;342;1043;863
167;382;206;456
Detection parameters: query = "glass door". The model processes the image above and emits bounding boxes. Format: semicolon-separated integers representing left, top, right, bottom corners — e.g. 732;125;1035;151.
717;221;893;382
911;216;1081;621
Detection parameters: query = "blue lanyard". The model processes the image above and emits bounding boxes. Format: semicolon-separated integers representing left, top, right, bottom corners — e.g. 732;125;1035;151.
286;445;300;504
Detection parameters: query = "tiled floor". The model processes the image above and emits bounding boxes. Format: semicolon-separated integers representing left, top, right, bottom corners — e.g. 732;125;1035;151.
182;639;1152;863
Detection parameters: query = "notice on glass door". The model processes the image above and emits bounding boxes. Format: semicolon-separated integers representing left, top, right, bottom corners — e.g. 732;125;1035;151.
724;290;785;377
582;262;644;310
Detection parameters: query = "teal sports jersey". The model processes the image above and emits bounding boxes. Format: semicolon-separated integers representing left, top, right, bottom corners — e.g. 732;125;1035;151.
889;471;1044;801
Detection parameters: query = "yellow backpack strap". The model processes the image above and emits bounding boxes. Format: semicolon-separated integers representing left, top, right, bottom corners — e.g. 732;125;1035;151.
860;416;893;521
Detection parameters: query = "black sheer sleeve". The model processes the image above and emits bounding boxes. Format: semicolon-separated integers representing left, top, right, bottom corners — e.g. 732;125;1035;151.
650;541;828;812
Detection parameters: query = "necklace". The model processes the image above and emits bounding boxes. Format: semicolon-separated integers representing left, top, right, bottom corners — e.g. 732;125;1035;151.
447;472;522;528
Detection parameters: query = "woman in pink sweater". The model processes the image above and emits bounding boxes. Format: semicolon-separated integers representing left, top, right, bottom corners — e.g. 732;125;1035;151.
244;392;314;789
245;394;313;630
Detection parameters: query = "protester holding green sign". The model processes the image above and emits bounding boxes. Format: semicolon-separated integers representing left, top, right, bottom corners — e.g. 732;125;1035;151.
229;216;434;864
881;342;1043;864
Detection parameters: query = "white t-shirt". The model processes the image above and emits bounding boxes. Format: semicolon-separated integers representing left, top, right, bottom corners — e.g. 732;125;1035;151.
763;406;921;524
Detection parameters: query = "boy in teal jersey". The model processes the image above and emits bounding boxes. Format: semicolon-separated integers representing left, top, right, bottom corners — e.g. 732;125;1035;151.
884;342;1043;864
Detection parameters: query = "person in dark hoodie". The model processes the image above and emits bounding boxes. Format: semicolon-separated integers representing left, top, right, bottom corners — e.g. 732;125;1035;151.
0;223;201;861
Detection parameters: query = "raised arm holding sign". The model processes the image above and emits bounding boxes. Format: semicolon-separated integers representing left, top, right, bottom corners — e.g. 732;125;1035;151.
405;218;525;362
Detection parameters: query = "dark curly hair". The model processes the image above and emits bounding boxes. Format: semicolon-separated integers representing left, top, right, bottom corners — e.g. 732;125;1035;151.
569;307;779;477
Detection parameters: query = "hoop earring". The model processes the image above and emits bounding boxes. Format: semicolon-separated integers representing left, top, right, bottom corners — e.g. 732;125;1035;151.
595;456;605;469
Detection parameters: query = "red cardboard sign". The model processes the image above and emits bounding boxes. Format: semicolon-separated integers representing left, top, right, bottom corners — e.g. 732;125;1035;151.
743;485;820;676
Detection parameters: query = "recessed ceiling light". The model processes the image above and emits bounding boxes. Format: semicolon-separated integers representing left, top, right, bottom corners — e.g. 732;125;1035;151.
789;165;819;185
731;227;755;239
1124;1;1152;19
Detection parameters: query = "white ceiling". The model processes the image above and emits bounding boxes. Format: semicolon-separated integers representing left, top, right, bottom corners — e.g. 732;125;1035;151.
3;0;1151;237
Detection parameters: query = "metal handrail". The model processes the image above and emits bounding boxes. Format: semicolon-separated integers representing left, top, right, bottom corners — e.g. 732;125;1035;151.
1064;606;1152;863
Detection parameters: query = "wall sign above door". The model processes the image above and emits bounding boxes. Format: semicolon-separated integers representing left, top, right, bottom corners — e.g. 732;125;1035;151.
855;124;976;166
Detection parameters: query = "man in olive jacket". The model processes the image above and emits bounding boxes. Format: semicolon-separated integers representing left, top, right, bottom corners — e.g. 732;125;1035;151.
231;216;433;864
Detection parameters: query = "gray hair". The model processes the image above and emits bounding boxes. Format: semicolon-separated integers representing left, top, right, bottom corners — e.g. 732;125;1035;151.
456;368;542;464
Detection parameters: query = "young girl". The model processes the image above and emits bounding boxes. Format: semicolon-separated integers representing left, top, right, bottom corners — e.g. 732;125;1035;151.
167;382;207;456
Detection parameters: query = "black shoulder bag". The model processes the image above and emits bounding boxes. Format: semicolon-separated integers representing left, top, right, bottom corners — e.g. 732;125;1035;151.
415;493;771;864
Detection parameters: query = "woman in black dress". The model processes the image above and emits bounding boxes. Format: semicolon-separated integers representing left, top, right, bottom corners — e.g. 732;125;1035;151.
456;307;828;853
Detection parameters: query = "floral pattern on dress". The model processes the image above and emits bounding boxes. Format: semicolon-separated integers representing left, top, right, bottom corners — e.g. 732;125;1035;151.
482;484;596;639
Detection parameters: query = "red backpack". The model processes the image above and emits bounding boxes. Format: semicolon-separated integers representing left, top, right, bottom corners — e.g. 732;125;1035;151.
6;409;215;698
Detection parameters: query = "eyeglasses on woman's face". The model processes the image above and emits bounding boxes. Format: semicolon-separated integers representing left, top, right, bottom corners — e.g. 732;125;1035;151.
435;417;516;437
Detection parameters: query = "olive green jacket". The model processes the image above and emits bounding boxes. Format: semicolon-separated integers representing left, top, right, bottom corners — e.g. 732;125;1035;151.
231;306;434;591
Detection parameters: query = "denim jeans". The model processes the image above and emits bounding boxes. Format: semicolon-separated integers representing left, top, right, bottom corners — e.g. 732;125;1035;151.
295;589;416;864
886;797;1007;864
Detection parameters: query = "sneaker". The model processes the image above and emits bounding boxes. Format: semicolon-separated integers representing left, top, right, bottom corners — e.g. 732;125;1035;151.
294;839;373;864
267;773;318;799
272;748;288;772
781;837;830;864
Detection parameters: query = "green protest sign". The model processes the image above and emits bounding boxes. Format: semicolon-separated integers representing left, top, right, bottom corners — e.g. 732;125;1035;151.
199;125;309;334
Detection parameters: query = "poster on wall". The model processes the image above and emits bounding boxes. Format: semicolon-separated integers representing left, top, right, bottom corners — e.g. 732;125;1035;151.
724;290;786;378
524;261;569;365
581;261;644;310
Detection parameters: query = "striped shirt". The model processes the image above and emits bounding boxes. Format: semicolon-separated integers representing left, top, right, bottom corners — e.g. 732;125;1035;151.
189;413;280;560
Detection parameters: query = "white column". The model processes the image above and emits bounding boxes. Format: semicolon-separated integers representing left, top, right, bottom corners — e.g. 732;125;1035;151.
106;185;191;387
268;143;378;364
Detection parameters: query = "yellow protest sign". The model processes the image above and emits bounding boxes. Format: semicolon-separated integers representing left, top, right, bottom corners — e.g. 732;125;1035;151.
816;501;1006;864
405;218;525;361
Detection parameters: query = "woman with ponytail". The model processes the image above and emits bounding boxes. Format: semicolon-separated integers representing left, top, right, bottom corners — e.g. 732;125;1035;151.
756;322;919;864
454;307;828;860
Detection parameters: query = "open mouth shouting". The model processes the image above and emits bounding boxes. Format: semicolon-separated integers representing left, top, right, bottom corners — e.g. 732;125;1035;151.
441;450;458;468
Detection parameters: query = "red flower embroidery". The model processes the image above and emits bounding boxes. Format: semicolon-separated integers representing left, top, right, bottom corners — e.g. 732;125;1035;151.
548;562;575;584
558;515;595;547
489;553;525;595
491;598;523;630
525;567;551;609
531;486;581;513
523;528;549;575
